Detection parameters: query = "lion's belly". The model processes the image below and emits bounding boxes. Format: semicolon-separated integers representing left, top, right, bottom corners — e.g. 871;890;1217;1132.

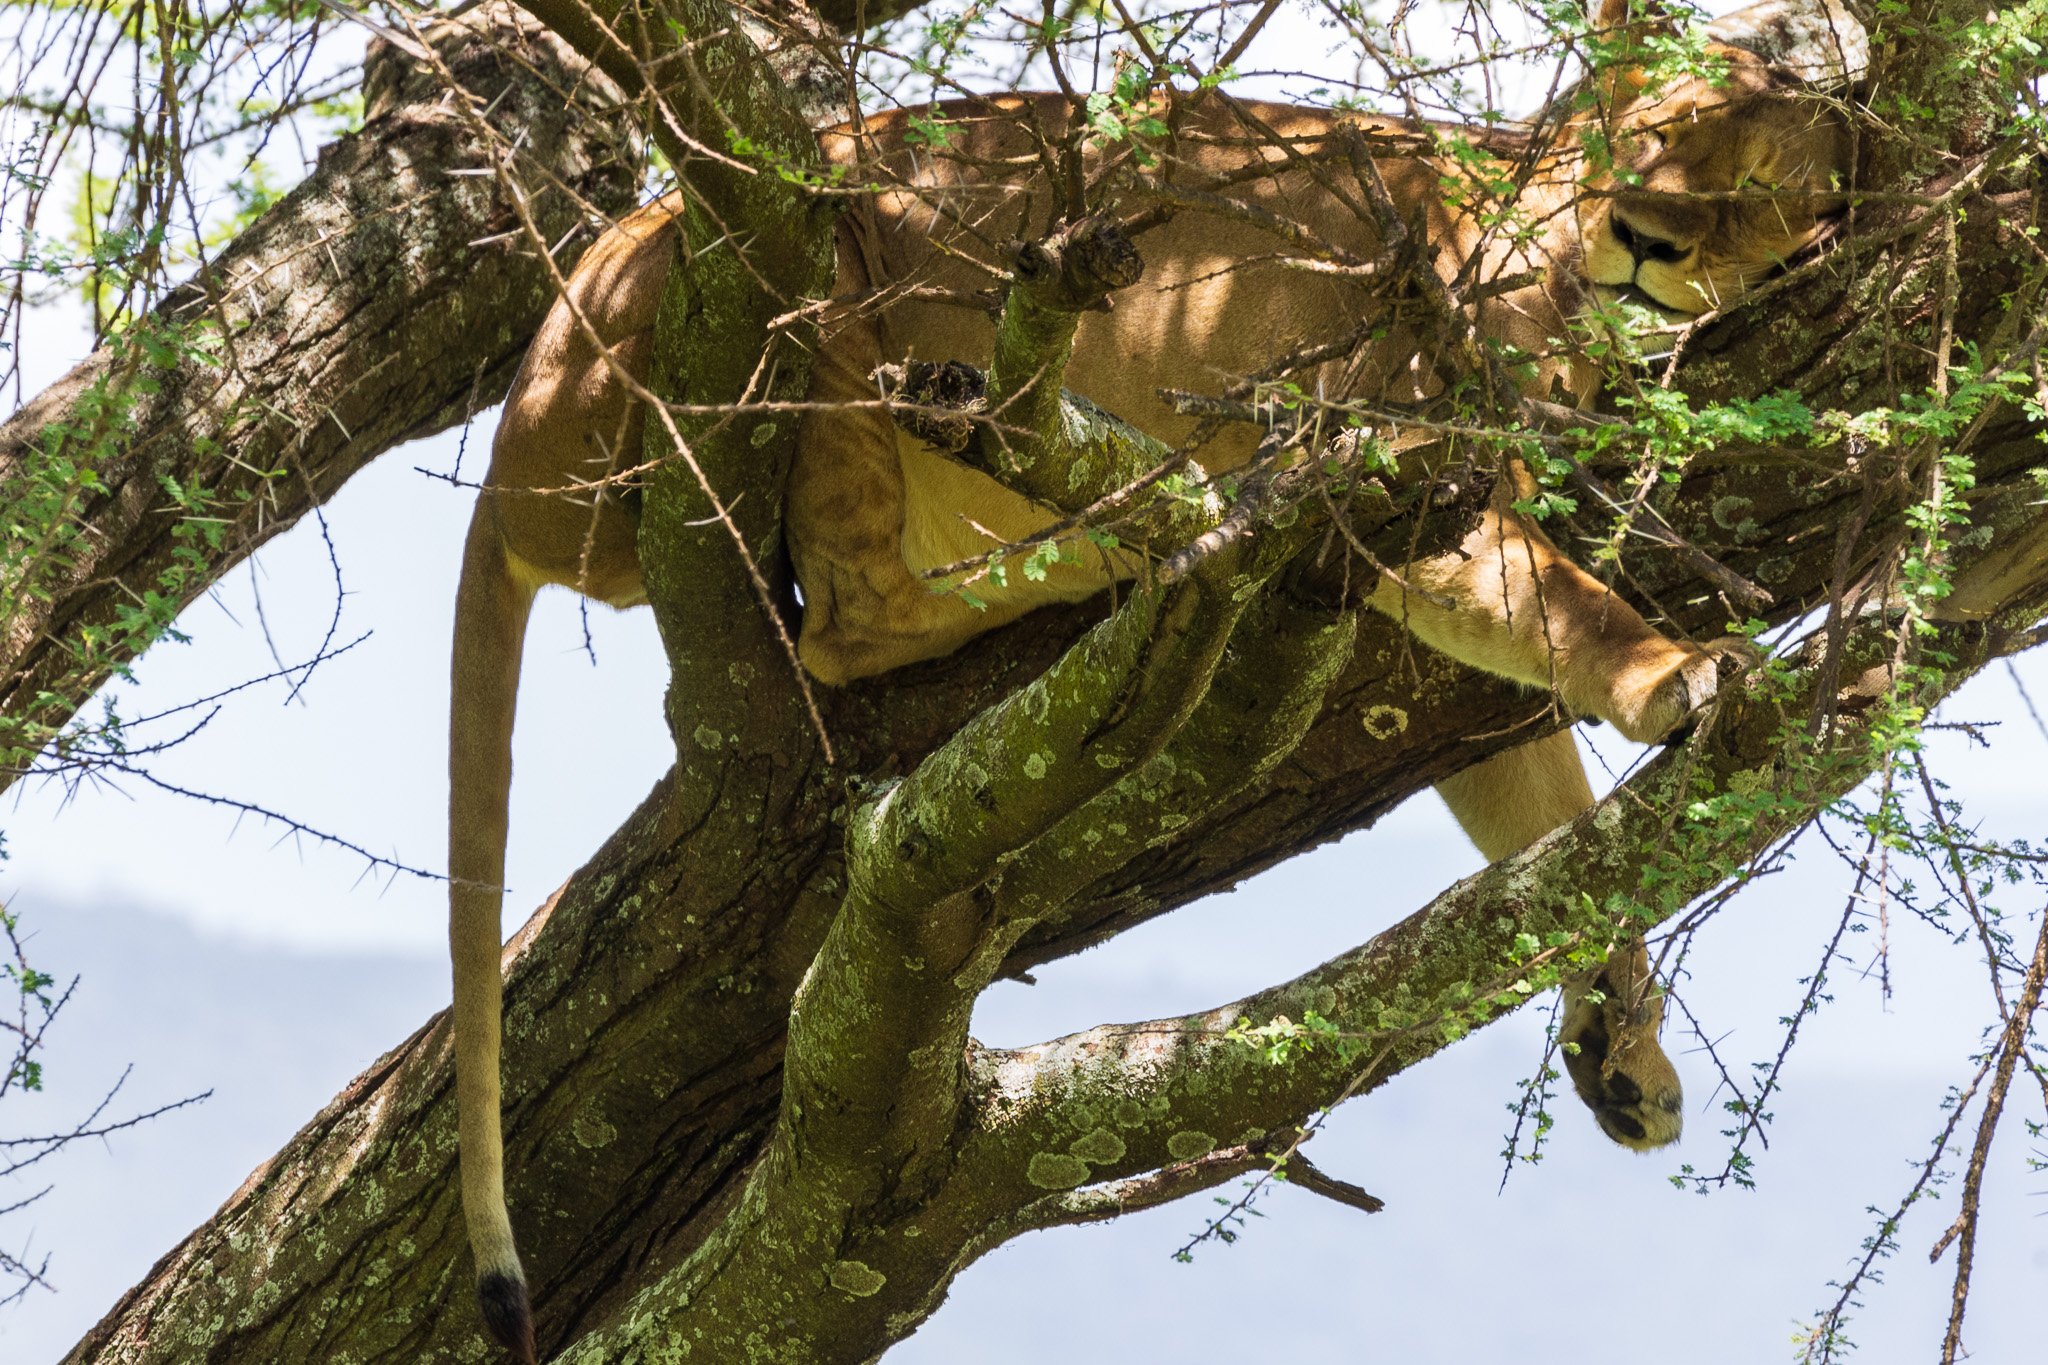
897;437;1122;610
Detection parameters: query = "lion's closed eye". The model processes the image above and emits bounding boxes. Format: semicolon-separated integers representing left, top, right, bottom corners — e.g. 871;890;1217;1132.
1740;146;1786;189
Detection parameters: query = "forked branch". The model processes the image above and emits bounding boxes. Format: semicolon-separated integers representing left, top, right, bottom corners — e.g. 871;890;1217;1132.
941;591;2034;1263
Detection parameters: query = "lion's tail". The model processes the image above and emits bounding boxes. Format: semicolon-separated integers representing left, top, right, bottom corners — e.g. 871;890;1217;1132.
449;502;540;1365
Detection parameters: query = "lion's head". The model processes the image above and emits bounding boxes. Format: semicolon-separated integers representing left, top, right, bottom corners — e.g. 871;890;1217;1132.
1575;0;1863;316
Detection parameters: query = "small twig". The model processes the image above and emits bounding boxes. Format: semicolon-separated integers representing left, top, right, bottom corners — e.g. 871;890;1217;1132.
1155;459;1276;585
1927;903;2048;1365
1799;1047;1993;1361
1279;1153;1385;1214
1035;1144;1269;1226
91;761;446;886
2005;659;2048;742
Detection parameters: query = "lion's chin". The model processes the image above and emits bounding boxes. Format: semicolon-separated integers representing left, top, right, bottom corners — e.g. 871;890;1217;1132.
1586;282;1700;327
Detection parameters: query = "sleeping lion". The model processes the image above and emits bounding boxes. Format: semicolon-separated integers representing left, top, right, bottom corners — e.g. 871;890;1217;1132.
451;1;1862;1355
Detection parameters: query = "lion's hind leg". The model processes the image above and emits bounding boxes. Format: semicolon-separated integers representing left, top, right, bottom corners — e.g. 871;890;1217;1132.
1434;729;1594;863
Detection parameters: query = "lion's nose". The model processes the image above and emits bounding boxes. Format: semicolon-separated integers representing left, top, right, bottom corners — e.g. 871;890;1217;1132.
1611;214;1688;265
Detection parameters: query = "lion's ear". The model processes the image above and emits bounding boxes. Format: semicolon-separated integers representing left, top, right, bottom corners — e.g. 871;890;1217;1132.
1591;0;1683;107
1593;0;1682;45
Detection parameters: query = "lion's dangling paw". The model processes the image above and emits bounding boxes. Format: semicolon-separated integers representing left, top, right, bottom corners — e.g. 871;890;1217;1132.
1559;952;1683;1149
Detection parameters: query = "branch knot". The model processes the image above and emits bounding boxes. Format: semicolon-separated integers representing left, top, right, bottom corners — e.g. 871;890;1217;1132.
1009;214;1145;313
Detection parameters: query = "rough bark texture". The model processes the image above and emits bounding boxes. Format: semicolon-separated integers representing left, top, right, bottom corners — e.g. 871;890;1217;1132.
0;3;638;781
29;2;2048;1362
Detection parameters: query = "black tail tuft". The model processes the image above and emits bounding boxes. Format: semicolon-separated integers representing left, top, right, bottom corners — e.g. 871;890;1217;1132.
478;1270;537;1364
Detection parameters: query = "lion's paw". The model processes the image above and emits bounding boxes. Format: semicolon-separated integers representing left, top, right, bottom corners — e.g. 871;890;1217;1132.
1560;960;1683;1150
1613;635;1756;745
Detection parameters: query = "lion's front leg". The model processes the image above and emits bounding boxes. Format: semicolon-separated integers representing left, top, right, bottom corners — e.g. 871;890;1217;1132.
1368;486;1747;743
1437;737;1683;1150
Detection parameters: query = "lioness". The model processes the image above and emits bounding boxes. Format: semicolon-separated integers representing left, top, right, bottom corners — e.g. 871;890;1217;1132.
451;2;1859;1355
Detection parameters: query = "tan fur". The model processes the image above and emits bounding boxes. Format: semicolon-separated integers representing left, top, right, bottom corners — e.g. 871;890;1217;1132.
1583;47;1852;311
447;38;1851;1351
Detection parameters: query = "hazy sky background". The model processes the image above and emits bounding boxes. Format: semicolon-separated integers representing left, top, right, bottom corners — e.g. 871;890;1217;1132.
2;3;2044;1361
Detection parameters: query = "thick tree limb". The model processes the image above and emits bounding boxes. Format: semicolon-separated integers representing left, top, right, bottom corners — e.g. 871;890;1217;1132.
748;499;2046;1342
974;602;2034;1210
60;365;2048;1365
517;0;852;152
508;0;847;788
544;573;1270;1363
1001;595;1359;933
597;517;1320;1362
0;2;637;783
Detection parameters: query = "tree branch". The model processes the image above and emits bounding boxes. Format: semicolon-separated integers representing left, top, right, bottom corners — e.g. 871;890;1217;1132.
900;548;2041;1310
0;2;637;786
997;594;1357;938
559;0;848;801
783;536;1301;1166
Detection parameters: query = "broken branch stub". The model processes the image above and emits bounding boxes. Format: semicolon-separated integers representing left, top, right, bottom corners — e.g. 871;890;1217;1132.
981;214;1146;497
883;361;1226;580
1010;214;1146;312
879;359;988;453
